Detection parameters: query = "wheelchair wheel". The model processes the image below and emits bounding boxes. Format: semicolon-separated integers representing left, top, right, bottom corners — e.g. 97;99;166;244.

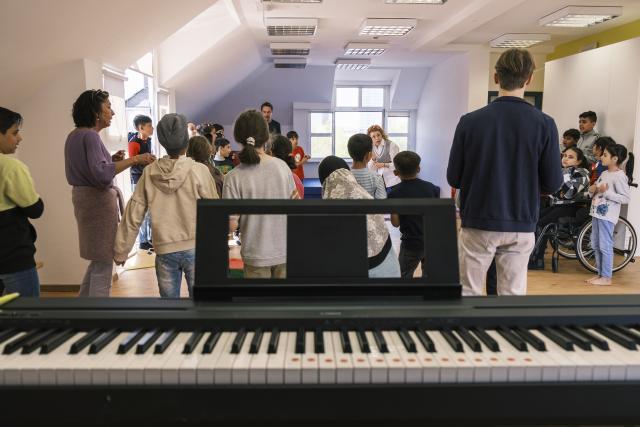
557;236;578;259
576;217;638;273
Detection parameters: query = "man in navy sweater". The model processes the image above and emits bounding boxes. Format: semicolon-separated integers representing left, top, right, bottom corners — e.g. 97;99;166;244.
447;48;562;296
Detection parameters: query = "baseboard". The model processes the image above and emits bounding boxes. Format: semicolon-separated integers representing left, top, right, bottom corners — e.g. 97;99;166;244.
41;284;80;293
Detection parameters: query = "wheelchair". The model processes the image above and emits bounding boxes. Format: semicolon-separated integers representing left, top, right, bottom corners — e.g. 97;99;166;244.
534;198;637;273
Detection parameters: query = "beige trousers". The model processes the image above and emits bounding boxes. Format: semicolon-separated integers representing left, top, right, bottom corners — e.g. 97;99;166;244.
243;263;287;279
458;228;535;296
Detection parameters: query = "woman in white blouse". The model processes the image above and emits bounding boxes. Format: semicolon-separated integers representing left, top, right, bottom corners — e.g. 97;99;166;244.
367;124;401;188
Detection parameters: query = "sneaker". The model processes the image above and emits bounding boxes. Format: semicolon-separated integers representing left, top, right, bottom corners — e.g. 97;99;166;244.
139;242;154;251
527;258;545;271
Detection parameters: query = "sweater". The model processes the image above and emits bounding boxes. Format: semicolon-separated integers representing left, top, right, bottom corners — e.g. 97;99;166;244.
0;155;44;273
114;157;218;260
447;96;563;233
589;169;630;224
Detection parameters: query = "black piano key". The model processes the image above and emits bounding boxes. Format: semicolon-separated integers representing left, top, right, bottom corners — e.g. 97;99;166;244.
570;326;609;351
497;327;528;352
70;330;102;354
455;327;481;352
0;329;18;346
470;327;499;352
314;328;324;354
4;330;43;355
554;326;591;351
595;326;637;350
440;328;463;352
414;330;435;353
295;328;306;354
202;331;221;354
118;329;145;354
398;329;417;353
267;328;280;354
249;328;263;354
373;329;389;353
611;326;640;345
22;330;59;354
40;329;76;355
513;327;547;352
136;330;163;354
231;329;247;354
356;330;370;353
89;330;119;354
539;327;574;351
183;331;204;354
155;330;178;354
340;329;352;354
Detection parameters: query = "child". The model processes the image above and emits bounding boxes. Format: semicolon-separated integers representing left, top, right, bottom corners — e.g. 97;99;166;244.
128;115;154;251
587;143;633;286
590;137;615;185
0;107;43;296
347;133;387;199
387;151;439;278
562;128;580;150
114;114;218;297
213;138;235;175
529;146;591;270
272;135;304;199
578;111;600;163
287;131;309;182
187;135;224;197
222;110;298;279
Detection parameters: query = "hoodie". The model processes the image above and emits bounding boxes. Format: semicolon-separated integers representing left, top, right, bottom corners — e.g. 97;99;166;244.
114;156;218;260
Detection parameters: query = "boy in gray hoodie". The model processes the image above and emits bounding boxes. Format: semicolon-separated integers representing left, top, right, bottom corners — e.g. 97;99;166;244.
114;114;218;297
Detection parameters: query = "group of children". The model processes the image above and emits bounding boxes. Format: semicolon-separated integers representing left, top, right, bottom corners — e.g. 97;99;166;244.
529;110;635;286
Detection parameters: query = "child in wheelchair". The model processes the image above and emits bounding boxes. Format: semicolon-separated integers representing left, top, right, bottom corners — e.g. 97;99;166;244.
587;143;634;285
529;146;591;270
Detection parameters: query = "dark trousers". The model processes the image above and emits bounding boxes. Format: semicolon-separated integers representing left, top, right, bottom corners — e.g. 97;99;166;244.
398;244;425;279
486;259;497;295
531;204;579;261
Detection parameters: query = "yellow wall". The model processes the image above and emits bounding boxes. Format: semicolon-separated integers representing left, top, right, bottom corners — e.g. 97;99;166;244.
547;19;640;61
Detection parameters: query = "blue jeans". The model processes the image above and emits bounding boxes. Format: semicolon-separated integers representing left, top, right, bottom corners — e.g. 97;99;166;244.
155;249;195;298
0;267;40;297
591;217;614;278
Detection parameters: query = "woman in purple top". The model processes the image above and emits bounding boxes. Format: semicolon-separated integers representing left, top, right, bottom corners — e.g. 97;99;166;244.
64;89;154;296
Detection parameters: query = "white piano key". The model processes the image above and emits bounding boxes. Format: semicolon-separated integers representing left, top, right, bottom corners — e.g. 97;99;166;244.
484;330;530;382
356;332;389;384
159;333;192;385
231;332;254;385
430;331;474;383
319;331;337;384
586;328;640;380
248;332;270;385
408;330;441;383
179;333;208;385
450;331;493;383
212;332;237;385
301;331;319;384
142;332;190;385
386;331;422;384
108;333;148;385
196;332;232;386
126;338;164;385
330;331;354;384
284;332;302;384
382;331;406;384
36;333;86;385
348;331;371;384
529;329;593;381
266;331;287;385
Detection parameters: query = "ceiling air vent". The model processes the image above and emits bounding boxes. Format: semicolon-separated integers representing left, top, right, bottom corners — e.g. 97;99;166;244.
270;42;311;56
266;18;318;36
274;58;308;69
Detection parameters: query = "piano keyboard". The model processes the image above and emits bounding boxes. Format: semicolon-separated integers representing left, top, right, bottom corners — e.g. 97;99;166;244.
2;325;640;386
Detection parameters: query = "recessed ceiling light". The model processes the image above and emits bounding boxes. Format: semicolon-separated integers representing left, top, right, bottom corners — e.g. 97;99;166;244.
265;18;318;36
274;58;307;69
335;59;371;70
270;42;311;56
385;0;446;3
359;18;417;37
539;6;622;27
490;33;551;48
344;43;387;56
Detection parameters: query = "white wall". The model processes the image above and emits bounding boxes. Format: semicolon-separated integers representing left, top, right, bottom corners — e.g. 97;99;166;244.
543;37;640;238
415;53;470;195
12;60;103;284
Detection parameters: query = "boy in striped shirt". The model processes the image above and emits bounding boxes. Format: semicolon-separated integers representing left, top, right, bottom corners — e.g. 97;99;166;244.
347;133;386;199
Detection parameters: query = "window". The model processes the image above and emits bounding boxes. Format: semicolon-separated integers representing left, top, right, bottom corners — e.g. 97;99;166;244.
308;86;412;158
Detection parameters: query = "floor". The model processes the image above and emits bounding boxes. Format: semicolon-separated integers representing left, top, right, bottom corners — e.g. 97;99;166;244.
41;224;640;298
